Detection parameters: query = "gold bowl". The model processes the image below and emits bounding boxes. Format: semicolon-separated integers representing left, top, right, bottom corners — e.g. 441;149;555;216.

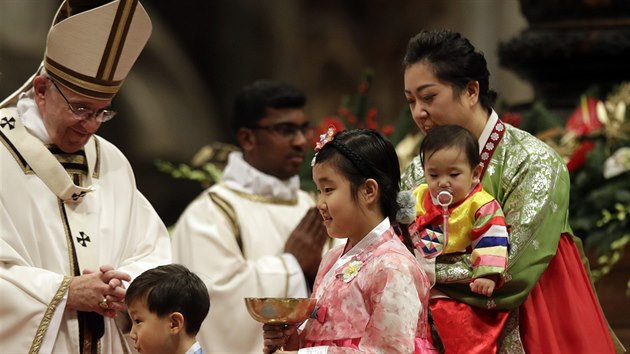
244;297;317;325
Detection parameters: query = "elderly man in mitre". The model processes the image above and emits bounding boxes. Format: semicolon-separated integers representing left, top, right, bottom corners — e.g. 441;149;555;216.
0;1;171;353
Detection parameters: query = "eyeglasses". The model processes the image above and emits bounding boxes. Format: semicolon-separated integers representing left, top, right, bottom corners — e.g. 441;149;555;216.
49;79;117;123
251;122;313;139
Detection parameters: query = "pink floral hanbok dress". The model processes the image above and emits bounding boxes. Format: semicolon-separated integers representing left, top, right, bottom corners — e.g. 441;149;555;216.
300;219;436;353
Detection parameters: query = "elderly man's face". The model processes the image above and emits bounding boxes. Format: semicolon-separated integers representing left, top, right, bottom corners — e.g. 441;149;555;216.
34;75;112;153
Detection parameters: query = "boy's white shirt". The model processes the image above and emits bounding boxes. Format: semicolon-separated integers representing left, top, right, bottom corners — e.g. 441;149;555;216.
184;341;202;354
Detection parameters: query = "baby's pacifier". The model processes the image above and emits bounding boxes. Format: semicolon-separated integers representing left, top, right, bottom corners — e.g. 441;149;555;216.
436;190;454;207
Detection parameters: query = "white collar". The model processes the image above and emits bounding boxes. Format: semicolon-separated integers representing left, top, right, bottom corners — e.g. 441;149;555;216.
336;217;390;268
184;341;202;354
222;151;300;201
17;96;51;144
478;110;499;154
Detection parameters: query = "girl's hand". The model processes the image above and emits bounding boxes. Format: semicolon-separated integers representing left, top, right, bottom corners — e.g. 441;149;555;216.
262;324;299;353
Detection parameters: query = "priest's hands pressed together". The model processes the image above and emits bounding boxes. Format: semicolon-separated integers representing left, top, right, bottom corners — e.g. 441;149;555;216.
67;265;131;318
284;207;329;287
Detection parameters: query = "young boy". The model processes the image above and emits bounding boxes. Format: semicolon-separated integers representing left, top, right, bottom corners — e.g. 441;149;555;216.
126;264;210;354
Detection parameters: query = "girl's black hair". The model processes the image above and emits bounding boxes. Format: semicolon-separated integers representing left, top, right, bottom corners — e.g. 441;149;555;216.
403;29;497;112
313;129;415;253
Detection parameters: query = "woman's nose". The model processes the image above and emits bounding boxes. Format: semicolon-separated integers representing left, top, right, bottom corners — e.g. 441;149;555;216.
411;104;427;122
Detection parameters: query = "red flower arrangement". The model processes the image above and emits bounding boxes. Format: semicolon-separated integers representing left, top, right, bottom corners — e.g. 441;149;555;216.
312;70;396;147
500;111;522;128
300;69;415;191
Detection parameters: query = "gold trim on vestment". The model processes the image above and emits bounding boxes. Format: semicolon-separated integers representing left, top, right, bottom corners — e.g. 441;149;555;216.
220;183;299;206
50;150;87;166
0;109;101;181
0;119;32;174
48;146;88;185
98;339;103;354
210;186;297;294
59;200;77;277
92;138;101;179
45;61;121;98
208;191;243;255
116;326;131;354
29;276;73;354
279;257;290;297
99;0;138;80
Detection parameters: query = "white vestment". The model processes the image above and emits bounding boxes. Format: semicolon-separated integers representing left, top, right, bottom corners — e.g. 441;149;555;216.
0;99;172;353
172;152;339;354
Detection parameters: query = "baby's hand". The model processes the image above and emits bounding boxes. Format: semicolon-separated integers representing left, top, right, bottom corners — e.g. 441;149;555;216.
470;277;496;297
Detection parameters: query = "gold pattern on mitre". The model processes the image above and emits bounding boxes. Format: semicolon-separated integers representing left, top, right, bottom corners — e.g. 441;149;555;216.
44;0;152;99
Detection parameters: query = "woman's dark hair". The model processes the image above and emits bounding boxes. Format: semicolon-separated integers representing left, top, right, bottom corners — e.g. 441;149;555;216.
231;80;306;133
403;29;497;112
125;264;210;336
420;125;480;170
313;129;415;253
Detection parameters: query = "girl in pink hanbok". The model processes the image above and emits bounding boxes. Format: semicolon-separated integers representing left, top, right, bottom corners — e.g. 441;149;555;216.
262;128;435;354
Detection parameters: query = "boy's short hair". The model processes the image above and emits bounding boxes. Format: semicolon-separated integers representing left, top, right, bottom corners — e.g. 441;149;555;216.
125;264;210;336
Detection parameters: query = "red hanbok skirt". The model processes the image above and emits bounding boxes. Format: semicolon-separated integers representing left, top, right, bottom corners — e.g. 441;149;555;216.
520;233;616;353
430;234;616;354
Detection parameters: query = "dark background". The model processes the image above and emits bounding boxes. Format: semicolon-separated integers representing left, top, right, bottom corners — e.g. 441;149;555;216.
0;0;531;225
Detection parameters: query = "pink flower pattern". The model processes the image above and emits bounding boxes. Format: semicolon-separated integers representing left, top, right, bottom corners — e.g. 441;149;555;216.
301;228;435;353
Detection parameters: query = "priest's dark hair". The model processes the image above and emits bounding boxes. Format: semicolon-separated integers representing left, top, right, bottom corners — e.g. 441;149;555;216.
231;80;306;133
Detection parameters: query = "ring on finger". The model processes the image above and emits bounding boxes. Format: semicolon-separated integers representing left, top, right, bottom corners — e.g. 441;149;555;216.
98;298;109;310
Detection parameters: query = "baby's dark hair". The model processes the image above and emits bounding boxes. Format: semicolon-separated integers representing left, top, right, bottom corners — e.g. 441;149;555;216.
231;80;306;134
313;129;415;253
125;264;210;336
403;29;497;112
420;125;480;170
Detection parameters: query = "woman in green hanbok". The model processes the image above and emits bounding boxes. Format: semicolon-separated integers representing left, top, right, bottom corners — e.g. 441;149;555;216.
401;29;621;354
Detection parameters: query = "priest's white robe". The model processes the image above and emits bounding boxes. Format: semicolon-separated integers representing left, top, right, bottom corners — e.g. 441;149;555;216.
0;103;171;353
